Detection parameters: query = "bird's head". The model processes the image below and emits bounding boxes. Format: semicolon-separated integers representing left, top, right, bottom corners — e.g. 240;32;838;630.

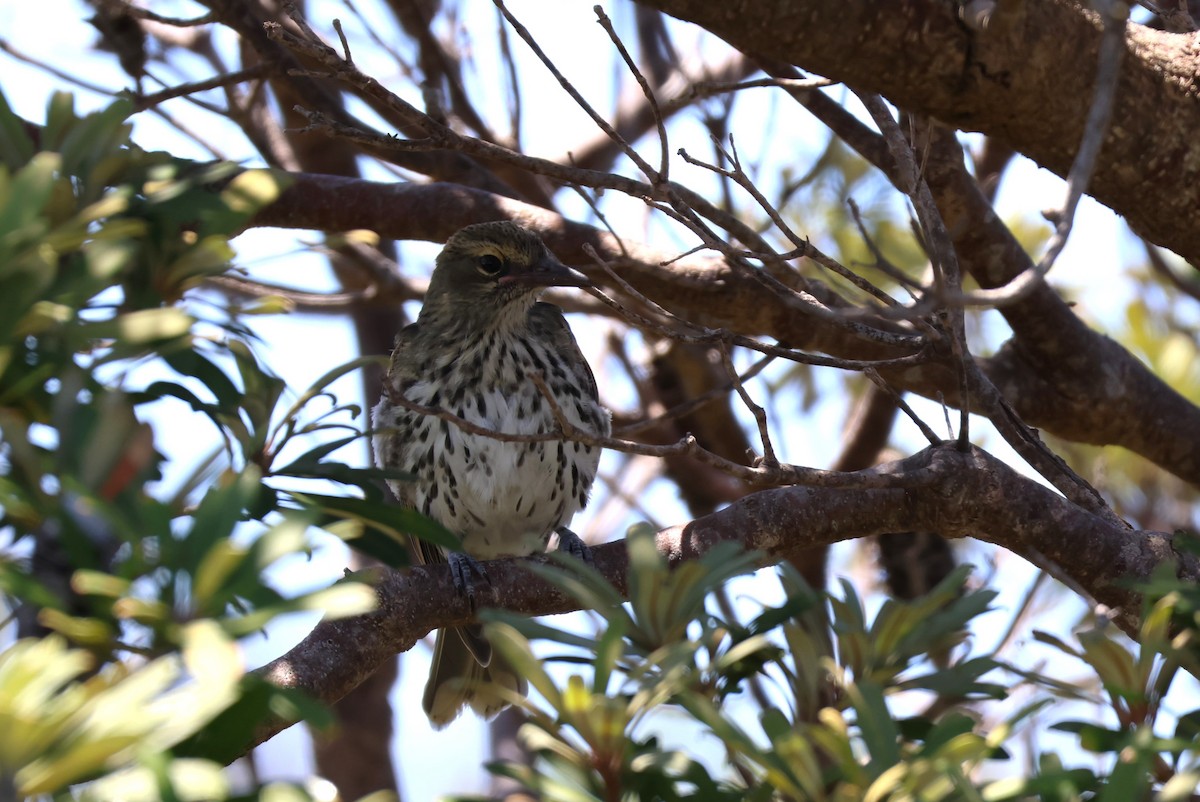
422;222;589;329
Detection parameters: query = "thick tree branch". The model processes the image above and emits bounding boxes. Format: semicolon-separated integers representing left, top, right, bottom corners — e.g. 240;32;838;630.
250;173;915;361
247;443;1199;755
248;173;1200;486
919;126;1200;485
201;0;530;199
632;0;1200;264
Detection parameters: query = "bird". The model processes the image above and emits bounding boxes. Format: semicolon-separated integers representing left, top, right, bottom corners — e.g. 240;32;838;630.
372;221;611;727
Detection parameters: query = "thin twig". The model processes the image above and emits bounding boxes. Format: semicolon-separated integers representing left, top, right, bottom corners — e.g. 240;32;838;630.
485;0;791;261
568;184;632;258
720;344;778;466
208;275;384;311
586;241;929;354
331;18;354;64
1141;0;1197;31
992;571;1048;658
496;3;524;151
492;0;660;183
1143;240;1200;303
0;37;118;97
846;197;923;294
593;5;670;183
579;249;931;371
108;1;216;26
133;65;268;110
689;75;836;96
147;104;229;160
616;354;775;437
859;97;971;447
741;259;933;349
964;361;1127;528
958;0;1128;307
678;143;901;309
864;370;941;446
381;369;936;489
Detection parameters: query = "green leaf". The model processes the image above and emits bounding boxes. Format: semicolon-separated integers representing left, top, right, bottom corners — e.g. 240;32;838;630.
181;467;263;567
173;675;332;764
205;168;288;235
290;490;460;565
227;340;285;438
748;576;821;635
1050;721;1126;753
0;152;59;237
136;380;229;444
275;461;412;487
847;680;900;771
272;435;362;474
487;621;562;713
1096;732;1152;802
983;766;1099;801
527;553;627;613
164;349;243;410
482;613;615;656
758;707;823;798
276;355;383;429
57;98;133;178
1032;630;1083;659
73;308;193;347
79;758;229;802
1078;628;1142;700
591;616;627;695
1174;706;1200;742
0;87;35;168
898;657;1007;698
914;712;977;754
1161;770;1200;802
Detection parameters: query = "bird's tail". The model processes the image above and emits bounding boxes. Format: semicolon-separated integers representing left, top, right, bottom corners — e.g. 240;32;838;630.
423;624;528;728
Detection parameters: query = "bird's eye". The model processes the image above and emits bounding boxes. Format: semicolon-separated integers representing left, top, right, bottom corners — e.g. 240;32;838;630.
477;254;505;277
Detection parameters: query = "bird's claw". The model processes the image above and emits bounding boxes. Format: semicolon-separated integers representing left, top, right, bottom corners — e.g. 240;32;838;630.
555;526;594;567
447;551;489;607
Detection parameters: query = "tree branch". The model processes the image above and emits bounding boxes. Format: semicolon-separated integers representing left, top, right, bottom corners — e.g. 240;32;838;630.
246;172;1200;487
633;0;1200;265
247;443;1198;754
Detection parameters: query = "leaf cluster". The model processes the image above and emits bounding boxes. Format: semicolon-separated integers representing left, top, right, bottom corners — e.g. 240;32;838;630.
0;92;412;800
473;527;1200;801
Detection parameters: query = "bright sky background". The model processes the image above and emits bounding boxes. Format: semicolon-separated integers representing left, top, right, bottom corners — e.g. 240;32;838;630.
2;1;1188;799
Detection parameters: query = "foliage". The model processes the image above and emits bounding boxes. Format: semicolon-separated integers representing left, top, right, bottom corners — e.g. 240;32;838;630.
473;527;1200;801
0;91;426;799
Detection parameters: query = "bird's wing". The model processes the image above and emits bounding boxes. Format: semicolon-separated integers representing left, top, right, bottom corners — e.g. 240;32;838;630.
379;321;452;568
530;301;599;402
385;320;423;386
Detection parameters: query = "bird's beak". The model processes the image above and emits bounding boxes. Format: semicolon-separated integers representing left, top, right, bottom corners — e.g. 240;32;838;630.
501;256;592;289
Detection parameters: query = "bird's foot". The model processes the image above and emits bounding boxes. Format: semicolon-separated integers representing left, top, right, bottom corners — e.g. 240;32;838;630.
447;551;489;607
555;526;594;567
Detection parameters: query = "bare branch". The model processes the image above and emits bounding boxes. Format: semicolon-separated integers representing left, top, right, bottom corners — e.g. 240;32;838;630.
615;353;775;438
959;0;1129;307
593;4;671;183
133;65;268;111
719;343;777;466
384;367;923;489
491;0;661;185
247;444;1200;753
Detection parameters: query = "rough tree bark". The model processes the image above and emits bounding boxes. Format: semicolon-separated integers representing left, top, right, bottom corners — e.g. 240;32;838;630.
244;443;1200;756
249;173;1200;484
633;0;1200;264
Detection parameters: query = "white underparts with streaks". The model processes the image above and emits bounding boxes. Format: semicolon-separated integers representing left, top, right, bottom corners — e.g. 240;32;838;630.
375;336;607;559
